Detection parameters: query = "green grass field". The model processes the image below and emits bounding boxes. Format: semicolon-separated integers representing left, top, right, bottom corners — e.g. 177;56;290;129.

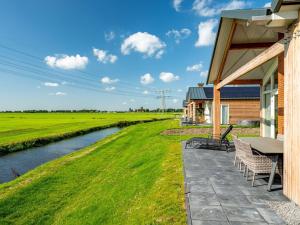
0;120;186;225
0;112;174;152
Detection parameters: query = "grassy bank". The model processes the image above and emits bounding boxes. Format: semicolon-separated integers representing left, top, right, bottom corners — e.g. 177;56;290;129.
0;112;174;153
0;120;186;225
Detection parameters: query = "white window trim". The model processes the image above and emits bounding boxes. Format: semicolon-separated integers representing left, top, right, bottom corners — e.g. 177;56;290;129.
262;60;278;139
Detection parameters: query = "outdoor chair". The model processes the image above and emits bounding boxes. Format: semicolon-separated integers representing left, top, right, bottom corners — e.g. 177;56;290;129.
185;125;233;152
237;139;276;186
232;135;245;170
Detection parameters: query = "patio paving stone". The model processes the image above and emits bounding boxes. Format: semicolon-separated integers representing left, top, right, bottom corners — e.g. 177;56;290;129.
190;206;227;221
223;206;265;222
182;142;288;225
192;220;230;225
189;193;220;207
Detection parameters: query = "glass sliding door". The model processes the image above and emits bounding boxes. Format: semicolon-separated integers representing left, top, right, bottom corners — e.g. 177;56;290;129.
221;104;229;124
262;72;278;138
264;93;271;137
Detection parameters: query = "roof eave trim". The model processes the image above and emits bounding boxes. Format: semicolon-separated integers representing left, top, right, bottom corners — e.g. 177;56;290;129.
272;0;283;13
206;8;269;85
206;17;223;85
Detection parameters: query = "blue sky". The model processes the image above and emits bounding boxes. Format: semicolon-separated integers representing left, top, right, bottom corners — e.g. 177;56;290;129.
0;0;270;111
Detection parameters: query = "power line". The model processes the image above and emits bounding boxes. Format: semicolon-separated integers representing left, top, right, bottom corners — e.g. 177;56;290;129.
0;43;183;95
0;67;157;99
0;44;157;91
156;90;172;112
0;61;156;98
0;43;184;101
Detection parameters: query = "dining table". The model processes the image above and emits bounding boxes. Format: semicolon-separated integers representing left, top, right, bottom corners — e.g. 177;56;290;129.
240;137;283;191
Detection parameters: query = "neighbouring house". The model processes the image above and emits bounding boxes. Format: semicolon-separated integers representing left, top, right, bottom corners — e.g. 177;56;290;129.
182;100;188;117
185;86;260;124
207;0;300;205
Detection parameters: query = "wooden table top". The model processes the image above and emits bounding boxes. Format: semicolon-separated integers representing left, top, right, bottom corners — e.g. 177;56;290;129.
240;137;283;154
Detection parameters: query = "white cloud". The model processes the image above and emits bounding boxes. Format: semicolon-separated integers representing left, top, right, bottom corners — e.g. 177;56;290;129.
195;19;218;47
173;0;184;12
93;48;117;64
177;89;183;92
192;0;217;16
200;70;208;77
122;101;127;105
166;28;191;44
105;86;116;91
130;99;135;102
172;99;179;104
264;2;271;7
49;92;66;96
192;0;250;17
140;73;154;85
104;31;115;41
121;32;166;58
45;54;88;70
55;92;66;96
143;90;149;95
44;82;59;87
186;63;204;72
159;72;179;83
101;76;119;84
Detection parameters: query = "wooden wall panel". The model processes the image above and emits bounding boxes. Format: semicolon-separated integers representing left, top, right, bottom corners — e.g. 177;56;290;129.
221;99;261;124
284;12;300;205
278;42;285;135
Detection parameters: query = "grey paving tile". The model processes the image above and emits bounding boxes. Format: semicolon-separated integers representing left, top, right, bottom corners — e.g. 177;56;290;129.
210;179;250;188
186;177;211;183
213;186;244;196
192;220;230;225
185;170;216;178
189;183;215;194
189;193;220;207
190;206;227;221
238;186;269;196
256;207;286;224
223;206;265;222
217;194;252;207
229;222;268;225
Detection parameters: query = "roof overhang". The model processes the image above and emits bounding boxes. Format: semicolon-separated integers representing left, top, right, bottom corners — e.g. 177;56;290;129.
206;5;300;85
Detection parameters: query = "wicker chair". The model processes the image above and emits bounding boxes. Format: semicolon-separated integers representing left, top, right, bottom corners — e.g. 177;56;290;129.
232;135;243;170
238;139;274;186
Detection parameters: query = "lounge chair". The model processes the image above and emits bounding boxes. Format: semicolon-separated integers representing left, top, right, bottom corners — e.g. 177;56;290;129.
185;125;233;152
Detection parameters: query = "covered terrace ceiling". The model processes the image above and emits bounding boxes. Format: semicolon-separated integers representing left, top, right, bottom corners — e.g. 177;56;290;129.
207;5;300;84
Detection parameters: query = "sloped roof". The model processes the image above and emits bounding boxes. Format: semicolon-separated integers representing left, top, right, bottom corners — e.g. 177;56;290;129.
186;87;206;101
206;1;300;85
186;86;260;101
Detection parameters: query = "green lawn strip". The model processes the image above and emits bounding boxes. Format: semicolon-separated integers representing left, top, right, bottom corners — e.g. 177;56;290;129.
0;113;174;153
0;120;186;225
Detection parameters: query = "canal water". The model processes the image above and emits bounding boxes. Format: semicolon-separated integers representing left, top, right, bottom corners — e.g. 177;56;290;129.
0;127;121;183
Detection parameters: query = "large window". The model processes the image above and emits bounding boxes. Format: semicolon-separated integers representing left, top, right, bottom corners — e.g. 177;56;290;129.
221;104;229;124
262;71;278;138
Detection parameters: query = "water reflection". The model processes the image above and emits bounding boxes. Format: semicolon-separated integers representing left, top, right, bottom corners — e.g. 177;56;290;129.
0;127;120;183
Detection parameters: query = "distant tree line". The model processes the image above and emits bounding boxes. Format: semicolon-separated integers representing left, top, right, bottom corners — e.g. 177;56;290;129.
128;107;183;113
0;108;183;113
0;110;103;113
